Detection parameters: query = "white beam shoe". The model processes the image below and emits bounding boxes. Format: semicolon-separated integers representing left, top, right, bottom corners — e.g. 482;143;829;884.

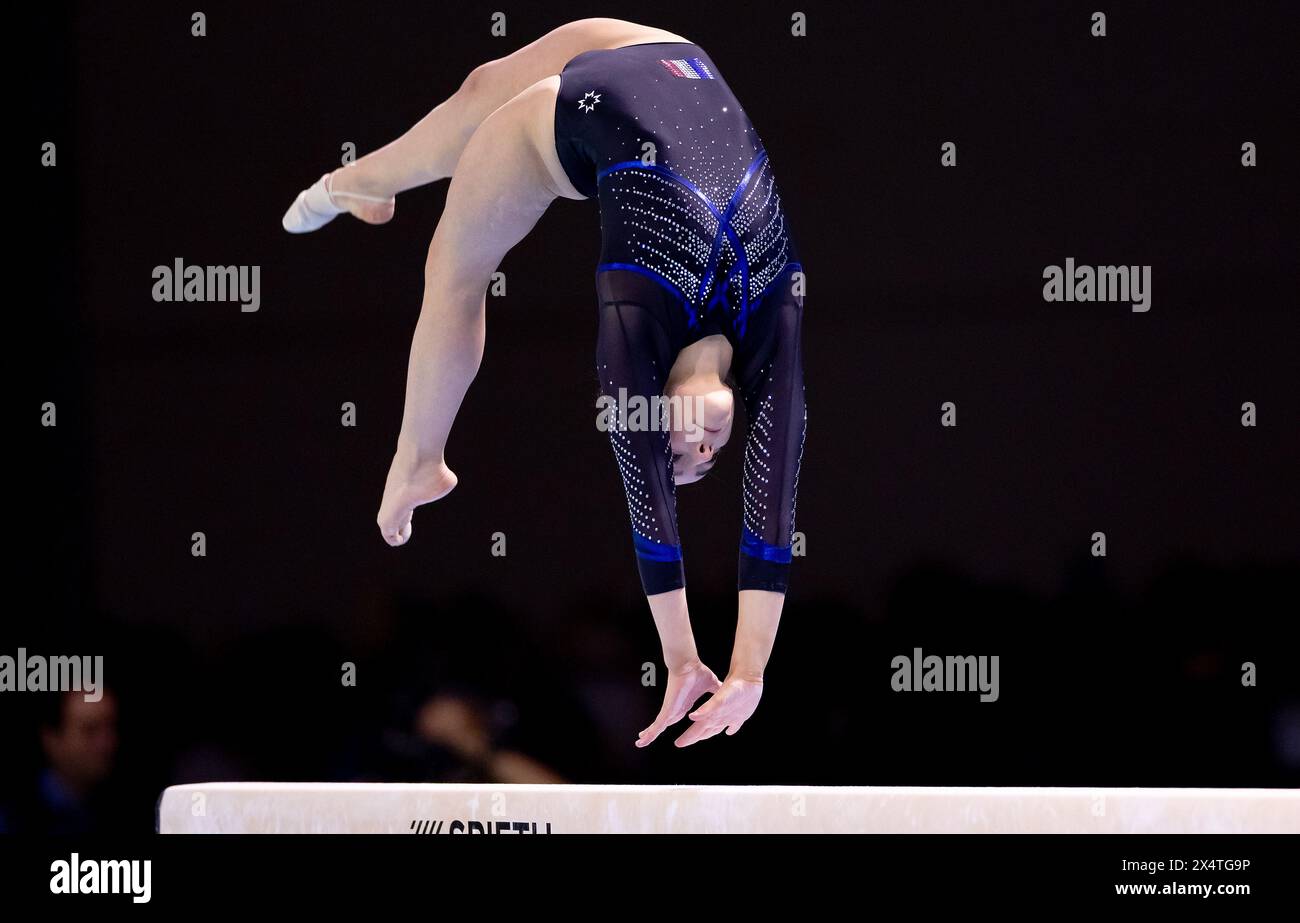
281;171;394;233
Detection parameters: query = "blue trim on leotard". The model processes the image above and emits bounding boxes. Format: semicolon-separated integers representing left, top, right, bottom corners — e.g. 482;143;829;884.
596;261;696;329
697;152;765;308
633;533;683;562
597;150;771;335
703;150;766;328
739;525;793;563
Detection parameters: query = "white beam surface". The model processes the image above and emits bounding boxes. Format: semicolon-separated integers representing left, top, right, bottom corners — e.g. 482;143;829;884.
157;783;1300;834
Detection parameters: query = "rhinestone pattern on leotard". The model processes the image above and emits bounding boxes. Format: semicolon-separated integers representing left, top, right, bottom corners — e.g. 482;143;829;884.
597;147;793;336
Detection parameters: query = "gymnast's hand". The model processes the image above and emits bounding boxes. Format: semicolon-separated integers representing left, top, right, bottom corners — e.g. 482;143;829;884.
636;660;723;748
672;673;764;748
377;454;458;547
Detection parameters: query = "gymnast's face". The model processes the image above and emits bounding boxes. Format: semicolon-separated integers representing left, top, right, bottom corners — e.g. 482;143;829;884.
668;386;734;485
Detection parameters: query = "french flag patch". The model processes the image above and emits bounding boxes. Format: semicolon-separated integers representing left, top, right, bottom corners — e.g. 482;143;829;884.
658;57;715;79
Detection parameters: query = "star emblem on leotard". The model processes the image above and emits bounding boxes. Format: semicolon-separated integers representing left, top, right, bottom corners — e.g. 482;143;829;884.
577;90;601;113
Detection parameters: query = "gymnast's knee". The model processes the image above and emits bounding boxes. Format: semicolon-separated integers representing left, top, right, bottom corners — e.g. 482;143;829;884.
457;60;499;100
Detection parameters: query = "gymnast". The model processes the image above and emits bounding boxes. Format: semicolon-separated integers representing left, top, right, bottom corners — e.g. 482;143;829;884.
282;19;805;748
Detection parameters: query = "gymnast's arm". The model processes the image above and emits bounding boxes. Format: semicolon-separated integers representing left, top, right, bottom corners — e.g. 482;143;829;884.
729;279;806;683
594;299;710;672
596;297;735;746
673;281;805;744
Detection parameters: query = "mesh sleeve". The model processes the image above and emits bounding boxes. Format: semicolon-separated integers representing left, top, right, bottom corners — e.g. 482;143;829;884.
734;272;806;593
595;299;686;595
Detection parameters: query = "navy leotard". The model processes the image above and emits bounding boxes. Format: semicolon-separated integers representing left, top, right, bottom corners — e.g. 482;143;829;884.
554;41;806;595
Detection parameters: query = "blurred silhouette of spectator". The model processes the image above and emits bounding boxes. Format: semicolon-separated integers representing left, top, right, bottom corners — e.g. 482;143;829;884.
378;688;565;784
0;689;131;834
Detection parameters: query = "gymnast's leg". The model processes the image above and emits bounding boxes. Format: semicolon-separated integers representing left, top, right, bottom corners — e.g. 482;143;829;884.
374;77;566;545
283;19;688;230
336;19;688;196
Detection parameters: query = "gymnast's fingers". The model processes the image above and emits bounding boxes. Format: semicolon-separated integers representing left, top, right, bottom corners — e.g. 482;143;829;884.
637;712;671;747
674;717;725;747
688;695;721;722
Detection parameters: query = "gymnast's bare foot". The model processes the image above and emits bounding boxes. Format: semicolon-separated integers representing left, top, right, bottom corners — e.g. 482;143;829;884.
637;659;722;747
377;455;457;547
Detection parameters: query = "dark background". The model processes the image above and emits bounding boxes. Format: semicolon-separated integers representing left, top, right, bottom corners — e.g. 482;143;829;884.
10;1;1298;832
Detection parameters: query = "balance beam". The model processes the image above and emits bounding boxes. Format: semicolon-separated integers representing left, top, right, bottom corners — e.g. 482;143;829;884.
156;783;1300;833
